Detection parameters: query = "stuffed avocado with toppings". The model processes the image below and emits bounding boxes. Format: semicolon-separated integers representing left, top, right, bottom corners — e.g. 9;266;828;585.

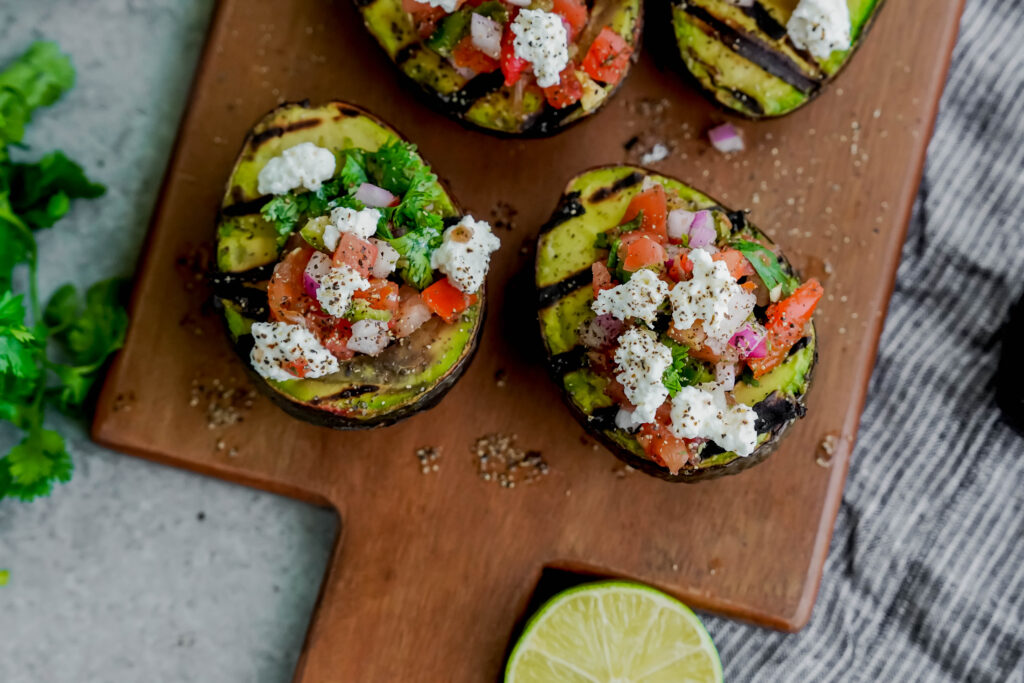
670;0;885;118
355;0;642;136
214;102;501;429
536;166;821;481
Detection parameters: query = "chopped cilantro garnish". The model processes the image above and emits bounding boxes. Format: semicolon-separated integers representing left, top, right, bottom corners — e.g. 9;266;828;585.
661;338;714;397
731;239;800;297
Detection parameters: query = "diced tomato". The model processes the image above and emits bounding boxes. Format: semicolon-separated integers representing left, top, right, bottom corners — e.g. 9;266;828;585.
637;421;693;475
354;279;401;315
668;251;694;282
543;64;584;109
581;27;633;85
281;357;308;379
403;0;448;38
552;0;588;40
713;248;756;280
452;36;500;73
422;278;478;323
303;310;354;360
622;235;666;272
603;378;630;405
592;261;614;298
500;26;527;86
268;245;315;325
748;278;824;378
620;185;668;240
332;233;378;277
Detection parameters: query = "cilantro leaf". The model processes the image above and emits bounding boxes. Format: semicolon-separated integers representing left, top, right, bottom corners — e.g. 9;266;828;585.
1;428;73;501
731;240;800;298
9;151;105;229
0;41;75;150
0;291;38;378
661;339;714;396
339;149;368;189
366;139;435;197
260;178;349;244
54;278;129;367
387;224;442;290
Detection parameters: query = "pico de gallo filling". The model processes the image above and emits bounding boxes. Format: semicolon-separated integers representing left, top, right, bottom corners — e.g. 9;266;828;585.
581;178;823;475
404;0;635;112
248;139;501;383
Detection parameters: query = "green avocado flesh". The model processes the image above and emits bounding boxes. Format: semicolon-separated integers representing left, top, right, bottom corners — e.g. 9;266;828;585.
215;102;481;427
356;0;643;136
671;0;884;118
536;166;817;480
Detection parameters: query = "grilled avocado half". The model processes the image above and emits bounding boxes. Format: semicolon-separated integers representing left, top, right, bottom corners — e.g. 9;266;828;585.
354;0;643;136
536;166;816;481
214;101;483;429
670;0;885;118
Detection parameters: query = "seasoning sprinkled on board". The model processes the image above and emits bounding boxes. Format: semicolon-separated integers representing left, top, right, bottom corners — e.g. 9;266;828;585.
473;433;549;488
189;376;255;429
415;446;442;474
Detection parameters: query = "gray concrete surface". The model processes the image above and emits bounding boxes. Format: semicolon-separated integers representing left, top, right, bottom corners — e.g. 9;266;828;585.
0;2;339;682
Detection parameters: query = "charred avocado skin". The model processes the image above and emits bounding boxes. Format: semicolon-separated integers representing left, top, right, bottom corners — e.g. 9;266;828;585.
354;0;643;137
214;101;484;429
536;166;817;482
668;0;886;118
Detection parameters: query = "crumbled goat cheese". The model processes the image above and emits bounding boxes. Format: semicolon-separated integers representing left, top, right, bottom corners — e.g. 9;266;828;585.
322;206;381;250
369;238;400;278
593;269;669;326
613;328;673;425
315;264;370;318
250;321;340;382
430;215;501;293
256;142;336;195
422;0;460;12
669;382;758;456
615;407;646;431
511;10;570;88
669;248;755;355
787;0;851;60
347;319;390;356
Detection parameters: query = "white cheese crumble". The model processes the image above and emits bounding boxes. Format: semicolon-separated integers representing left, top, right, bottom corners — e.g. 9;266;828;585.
430;215;501;293
787;0;852;60
347;319;390;356
511;9;570;88
669;383;758;456
256;142;336;196
369;238;400;278
322;206;381;250
250;321;340;382
613;328;672;425
641;143;670;165
668;248;755;355
592;269;669;326
315;263;370;318
422;0;460;12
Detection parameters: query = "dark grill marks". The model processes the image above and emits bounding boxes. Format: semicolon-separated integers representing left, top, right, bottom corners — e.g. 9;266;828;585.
321;385;379;400
524;101;584;136
742;2;787;41
213;285;270;321
538;191;585;234
538;273;593;309
588;171;645;203
685;5;820;94
441;71;505;115
394;42;420;67
249;117;323;149
221;195;272;217
549;347;587;376
753;391;806;433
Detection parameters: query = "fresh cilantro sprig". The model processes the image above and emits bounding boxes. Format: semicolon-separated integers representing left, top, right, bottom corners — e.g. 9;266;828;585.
731;240;800;298
0;42;128;503
661;339;714;397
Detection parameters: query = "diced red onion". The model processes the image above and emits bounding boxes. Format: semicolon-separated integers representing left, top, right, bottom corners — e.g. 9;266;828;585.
303;252;332;298
471;13;502;59
708;123;745;153
729;322;767;359
715;362;736;391
580;314;624;349
353;182;395;208
688;210;716;248
393;290;433;338
347;319;390;356
667;209;695;242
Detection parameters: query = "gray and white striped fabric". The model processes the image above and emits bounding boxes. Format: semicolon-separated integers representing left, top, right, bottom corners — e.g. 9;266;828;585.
704;1;1024;680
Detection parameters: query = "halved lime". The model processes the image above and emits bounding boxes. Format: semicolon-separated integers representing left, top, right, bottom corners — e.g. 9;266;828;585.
505;581;723;683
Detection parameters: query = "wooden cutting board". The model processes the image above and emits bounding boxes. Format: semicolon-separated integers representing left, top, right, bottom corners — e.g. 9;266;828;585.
92;0;965;679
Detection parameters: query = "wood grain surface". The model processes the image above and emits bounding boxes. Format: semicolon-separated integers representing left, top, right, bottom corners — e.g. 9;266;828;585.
92;0;965;679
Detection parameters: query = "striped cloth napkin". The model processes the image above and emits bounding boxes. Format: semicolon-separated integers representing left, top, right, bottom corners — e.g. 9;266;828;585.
706;1;1024;680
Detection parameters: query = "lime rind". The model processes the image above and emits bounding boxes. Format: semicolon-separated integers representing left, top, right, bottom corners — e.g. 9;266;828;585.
505;580;723;683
